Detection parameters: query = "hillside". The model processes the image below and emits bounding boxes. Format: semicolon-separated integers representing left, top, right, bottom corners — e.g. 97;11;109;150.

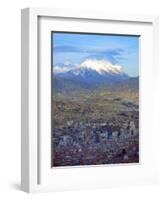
53;76;139;94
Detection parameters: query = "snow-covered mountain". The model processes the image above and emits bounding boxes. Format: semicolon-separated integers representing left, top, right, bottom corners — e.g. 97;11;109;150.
80;59;124;75
54;59;129;86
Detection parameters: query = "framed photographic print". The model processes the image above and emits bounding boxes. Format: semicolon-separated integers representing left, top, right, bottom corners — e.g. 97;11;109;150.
21;8;159;193
52;32;140;167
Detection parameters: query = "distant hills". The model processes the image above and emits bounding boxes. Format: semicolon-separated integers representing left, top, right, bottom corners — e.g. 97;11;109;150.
53;76;139;94
105;77;139;92
53;76;88;93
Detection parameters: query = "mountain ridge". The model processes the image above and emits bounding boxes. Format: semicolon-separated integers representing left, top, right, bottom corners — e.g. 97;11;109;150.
53;59;138;94
55;59;129;86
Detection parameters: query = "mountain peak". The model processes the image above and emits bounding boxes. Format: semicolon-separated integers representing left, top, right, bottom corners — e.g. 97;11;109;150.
80;59;124;75
54;59;129;86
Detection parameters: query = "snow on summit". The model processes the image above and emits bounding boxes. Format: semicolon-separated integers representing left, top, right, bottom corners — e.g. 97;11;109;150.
80;59;124;75
54;59;124;75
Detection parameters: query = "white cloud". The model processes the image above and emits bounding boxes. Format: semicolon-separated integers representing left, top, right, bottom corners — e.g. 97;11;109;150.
64;61;72;65
53;65;72;74
53;62;79;74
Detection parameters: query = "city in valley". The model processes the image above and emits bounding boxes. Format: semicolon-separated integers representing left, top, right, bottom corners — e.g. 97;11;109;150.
52;80;139;167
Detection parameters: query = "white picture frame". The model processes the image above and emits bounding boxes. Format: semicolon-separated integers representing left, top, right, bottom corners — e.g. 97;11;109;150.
21;7;159;193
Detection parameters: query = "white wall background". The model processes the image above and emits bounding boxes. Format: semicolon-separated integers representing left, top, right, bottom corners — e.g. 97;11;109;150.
0;0;162;199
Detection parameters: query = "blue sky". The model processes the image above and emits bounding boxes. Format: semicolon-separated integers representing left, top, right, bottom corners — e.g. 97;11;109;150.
52;32;139;77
